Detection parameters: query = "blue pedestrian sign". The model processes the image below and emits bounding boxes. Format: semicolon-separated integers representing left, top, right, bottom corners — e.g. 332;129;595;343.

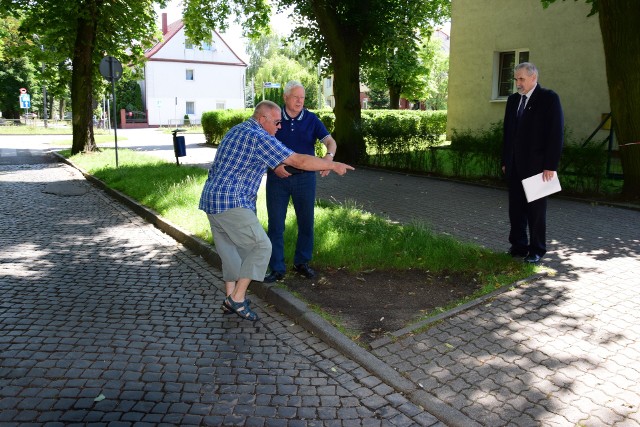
19;94;31;109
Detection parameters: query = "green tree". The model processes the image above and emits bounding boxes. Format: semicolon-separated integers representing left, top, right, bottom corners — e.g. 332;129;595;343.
367;86;390;109
421;36;448;110
181;0;450;164
245;30;283;80
0;16;36;119
362;34;428;109
0;0;165;154
246;33;320;108
541;0;640;196
115;68;145;116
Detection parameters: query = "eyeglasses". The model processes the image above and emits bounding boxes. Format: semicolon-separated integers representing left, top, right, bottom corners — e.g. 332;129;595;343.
262;115;282;126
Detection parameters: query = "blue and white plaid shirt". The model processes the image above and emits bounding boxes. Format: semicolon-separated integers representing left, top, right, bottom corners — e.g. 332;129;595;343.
199;118;293;214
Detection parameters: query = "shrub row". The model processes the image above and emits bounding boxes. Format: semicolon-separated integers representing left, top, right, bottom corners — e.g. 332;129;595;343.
201;108;612;195
202;108;447;149
448;123;612;195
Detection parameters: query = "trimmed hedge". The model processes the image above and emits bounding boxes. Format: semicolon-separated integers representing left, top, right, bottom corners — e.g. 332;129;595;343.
201;109;253;145
202;108;447;155
200;108;616;196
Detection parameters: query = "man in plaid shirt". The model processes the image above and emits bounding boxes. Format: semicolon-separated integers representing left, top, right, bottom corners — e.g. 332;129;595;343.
199;101;354;321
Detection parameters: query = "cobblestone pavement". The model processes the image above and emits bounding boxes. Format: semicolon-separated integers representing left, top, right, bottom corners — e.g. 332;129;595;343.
0;143;445;426
316;170;640;426
3;131;640;426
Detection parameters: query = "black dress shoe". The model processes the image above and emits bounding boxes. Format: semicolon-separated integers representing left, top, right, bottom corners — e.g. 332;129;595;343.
524;254;542;264
263;271;284;283
293;263;316;279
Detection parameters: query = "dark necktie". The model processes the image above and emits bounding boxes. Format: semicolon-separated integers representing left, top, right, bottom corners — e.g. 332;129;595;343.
517;95;527;119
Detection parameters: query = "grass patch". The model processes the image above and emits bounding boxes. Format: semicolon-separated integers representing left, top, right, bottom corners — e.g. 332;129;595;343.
0;124;114;136
63;147;534;326
0;124;72;134
51;134;124;147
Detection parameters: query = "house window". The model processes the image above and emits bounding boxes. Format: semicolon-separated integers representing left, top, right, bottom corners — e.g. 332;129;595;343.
186;69;194;81
496;50;529;98
216;102;225;110
200;41;215;51
185;39;193;49
186;102;195;115
325;78;332;89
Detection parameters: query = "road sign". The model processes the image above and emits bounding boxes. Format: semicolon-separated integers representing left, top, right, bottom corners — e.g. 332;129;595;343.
263;82;281;88
99;56;123;82
19;94;31;109
19;88;27;94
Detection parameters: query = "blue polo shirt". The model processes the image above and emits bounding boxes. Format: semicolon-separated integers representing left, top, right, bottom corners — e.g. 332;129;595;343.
275;108;330;156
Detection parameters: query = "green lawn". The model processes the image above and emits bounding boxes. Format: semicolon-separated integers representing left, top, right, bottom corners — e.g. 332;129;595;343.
64;147;534;289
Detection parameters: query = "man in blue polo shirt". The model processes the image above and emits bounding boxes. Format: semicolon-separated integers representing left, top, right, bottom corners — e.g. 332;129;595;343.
199;100;353;321
264;81;339;283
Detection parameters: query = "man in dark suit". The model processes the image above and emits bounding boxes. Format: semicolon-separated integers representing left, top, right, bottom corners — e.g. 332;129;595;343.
502;62;564;264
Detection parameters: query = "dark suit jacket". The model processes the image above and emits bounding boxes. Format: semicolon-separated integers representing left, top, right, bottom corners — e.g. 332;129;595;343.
502;84;564;180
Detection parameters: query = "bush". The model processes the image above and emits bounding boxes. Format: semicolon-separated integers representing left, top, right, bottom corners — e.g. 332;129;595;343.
560;143;608;194
201;109;252;145
450;122;503;178
361;110;447;171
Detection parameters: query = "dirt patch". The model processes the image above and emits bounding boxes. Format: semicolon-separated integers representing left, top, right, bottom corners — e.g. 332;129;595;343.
278;267;483;346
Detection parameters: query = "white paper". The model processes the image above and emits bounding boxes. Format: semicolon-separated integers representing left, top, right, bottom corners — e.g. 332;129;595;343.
521;173;562;203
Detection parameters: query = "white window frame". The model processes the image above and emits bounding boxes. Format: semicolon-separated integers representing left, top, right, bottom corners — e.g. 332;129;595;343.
186;69;194;81
186;102;195;115
215;102;226;110
492;49;529;99
185;39;193;49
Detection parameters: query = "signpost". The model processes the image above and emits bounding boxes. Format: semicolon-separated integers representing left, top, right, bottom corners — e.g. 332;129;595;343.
99;56;123;167
19;93;31;109
262;82;281;101
19;89;32;124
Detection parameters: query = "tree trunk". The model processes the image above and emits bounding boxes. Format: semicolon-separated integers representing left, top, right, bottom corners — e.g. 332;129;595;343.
70;0;98;155
331;47;365;164
597;0;640;196
311;0;366;164
388;84;402;110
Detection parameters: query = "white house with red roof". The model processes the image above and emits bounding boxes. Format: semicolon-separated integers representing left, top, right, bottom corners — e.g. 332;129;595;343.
142;13;247;126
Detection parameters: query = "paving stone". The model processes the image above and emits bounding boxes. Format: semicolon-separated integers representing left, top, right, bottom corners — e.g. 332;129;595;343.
4;146;640;426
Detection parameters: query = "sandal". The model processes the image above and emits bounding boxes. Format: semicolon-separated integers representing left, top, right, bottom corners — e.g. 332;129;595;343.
223;296;259;321
221;297;251;315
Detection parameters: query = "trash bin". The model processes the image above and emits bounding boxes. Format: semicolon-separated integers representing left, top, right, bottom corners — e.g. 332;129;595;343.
171;128;186;165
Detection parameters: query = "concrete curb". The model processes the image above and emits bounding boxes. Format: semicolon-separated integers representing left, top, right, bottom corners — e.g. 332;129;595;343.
54;152;482;427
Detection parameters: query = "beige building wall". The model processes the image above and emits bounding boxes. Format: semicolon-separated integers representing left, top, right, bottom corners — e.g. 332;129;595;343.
447;0;610;144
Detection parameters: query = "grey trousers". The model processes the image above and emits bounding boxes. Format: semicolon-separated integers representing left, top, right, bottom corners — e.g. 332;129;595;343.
207;208;271;282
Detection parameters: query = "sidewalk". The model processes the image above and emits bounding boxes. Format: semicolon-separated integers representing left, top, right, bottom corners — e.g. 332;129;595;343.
88;129;640;425
0;131;640;426
0;139;447;426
